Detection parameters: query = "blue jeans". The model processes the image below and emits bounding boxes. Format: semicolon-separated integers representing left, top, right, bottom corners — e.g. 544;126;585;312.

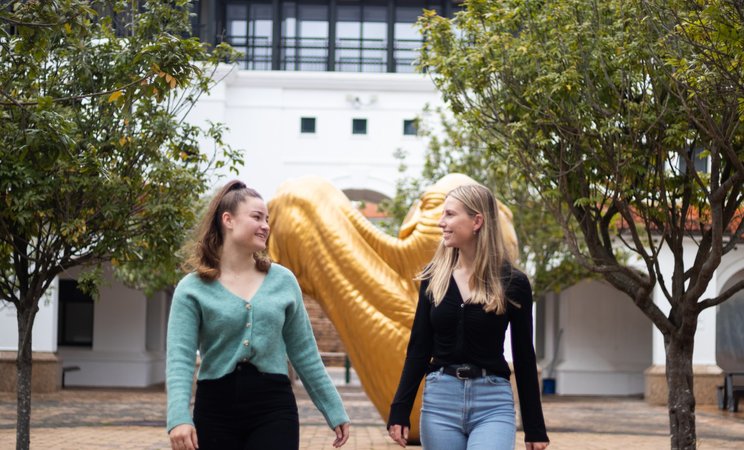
420;368;516;450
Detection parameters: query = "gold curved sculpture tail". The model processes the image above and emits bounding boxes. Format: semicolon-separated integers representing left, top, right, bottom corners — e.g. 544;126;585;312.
268;174;518;441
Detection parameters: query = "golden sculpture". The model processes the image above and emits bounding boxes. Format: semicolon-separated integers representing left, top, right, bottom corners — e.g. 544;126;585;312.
267;174;518;441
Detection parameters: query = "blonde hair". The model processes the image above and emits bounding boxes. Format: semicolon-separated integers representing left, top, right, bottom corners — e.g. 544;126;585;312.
183;180;271;280
419;184;511;314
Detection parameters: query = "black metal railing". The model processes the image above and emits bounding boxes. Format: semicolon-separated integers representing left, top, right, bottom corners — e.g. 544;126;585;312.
224;35;422;72
225;35;273;70
280;36;329;71
335;37;387;72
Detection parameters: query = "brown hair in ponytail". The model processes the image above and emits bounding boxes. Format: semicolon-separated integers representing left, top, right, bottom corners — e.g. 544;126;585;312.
183;180;271;280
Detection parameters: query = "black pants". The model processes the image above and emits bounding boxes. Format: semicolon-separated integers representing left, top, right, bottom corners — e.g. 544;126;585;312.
193;362;299;450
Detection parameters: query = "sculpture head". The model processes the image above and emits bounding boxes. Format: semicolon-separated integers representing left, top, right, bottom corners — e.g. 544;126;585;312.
399;174;518;263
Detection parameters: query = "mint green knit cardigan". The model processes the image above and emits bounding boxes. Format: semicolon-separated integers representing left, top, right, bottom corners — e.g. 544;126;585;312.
166;263;349;431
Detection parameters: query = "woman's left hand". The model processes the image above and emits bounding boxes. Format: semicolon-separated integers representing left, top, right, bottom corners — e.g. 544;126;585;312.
526;442;549;450
333;422;351;448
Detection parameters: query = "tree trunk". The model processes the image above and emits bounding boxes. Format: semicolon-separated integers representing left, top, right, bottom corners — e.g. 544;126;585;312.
15;305;35;450
666;332;696;450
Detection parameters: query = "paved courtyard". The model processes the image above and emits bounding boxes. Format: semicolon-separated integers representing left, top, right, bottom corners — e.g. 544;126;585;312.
1;370;742;449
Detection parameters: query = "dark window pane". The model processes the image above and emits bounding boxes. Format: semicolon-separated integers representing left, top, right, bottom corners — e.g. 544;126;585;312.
396;4;422;22
364;3;387;22
190;0;202;39
403;119;417;136
337;2;361;21
426;1;444;15
57;280;94;347
227;4;248;39
352;118;367;135
451;0;466;14
301;117;316;133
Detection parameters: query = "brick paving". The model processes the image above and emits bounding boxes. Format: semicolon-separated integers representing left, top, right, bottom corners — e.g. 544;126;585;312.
1;372;743;449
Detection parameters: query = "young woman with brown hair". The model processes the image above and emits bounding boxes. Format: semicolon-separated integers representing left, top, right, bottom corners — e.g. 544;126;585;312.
166;180;350;450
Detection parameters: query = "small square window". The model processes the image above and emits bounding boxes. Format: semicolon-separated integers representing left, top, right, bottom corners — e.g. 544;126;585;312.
403;119;418;136
352;118;367;135
300;117;316;134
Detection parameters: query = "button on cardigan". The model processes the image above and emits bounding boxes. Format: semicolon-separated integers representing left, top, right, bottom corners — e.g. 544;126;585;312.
166;263;349;432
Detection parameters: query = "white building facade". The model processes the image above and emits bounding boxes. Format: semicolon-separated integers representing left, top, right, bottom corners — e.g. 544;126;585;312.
1;0;742;404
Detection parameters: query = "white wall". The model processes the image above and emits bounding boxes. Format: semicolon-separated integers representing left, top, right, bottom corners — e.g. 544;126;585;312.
188;67;442;200
0;278;58;353
554;279;652;395
651;240;724;366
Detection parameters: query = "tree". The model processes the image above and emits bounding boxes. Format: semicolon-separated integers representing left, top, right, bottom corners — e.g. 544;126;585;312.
0;1;239;449
418;0;743;448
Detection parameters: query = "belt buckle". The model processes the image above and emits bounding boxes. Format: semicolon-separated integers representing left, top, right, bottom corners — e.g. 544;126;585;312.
455;365;470;380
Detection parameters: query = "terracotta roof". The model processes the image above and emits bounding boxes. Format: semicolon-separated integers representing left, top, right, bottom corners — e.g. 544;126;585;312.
614;206;744;236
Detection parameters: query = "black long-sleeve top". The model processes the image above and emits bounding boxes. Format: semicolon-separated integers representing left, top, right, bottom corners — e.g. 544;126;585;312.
388;266;549;443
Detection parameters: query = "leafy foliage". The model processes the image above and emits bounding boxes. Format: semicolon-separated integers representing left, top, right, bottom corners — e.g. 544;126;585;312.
418;0;742;314
0;0;241;300
418;1;743;447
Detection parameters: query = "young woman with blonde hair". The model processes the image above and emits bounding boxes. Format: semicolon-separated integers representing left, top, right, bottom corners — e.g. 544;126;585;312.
166;180;350;450
388;183;549;449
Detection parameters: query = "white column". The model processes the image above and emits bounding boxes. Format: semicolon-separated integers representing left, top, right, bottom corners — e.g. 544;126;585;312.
646;241;722;405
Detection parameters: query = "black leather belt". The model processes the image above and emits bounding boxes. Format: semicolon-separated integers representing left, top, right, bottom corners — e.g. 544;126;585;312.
441;364;495;380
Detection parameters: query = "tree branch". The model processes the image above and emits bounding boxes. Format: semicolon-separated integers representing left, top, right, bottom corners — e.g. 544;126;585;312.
0;87;30;111
0;274;19;306
0;75;149;106
0;15;59;28
696;278;744;311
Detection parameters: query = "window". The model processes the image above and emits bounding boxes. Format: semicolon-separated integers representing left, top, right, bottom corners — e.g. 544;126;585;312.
352;118;367;135
57;280;94;347
226;1;273;70
678;146;709;173
214;1;459;73
336;1;388;72
403;119;417;136
394;2;424;73
301;117;316;133
190;1;202;39
282;2;329;70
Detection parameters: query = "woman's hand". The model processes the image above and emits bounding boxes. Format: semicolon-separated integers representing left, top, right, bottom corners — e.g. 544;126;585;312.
333;422;351;448
526;442;549;450
388;424;409;447
169;424;199;450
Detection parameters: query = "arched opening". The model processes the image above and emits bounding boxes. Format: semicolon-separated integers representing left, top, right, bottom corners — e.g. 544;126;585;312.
342;188;391;225
717;270;744;372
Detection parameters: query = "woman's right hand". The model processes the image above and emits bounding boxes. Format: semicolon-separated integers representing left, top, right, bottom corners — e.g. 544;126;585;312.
388;424;409;448
169;424;199;450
